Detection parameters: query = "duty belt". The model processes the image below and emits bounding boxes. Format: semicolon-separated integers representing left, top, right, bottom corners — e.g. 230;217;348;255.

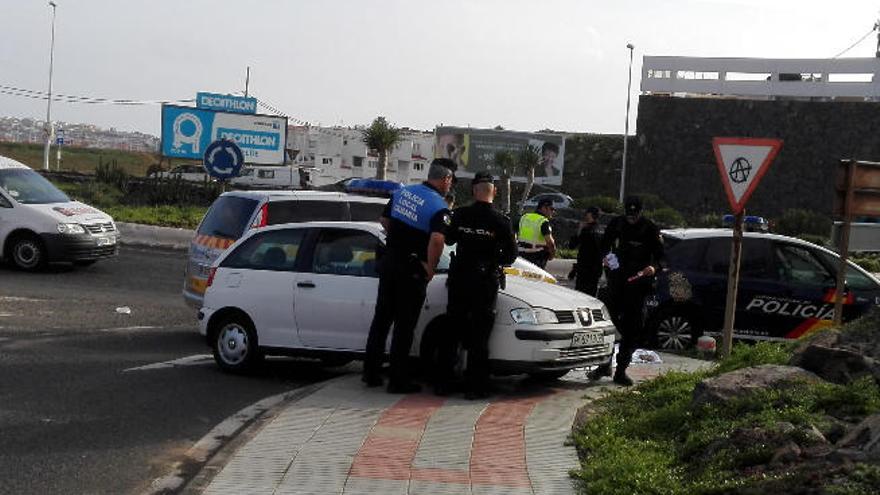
517;241;544;253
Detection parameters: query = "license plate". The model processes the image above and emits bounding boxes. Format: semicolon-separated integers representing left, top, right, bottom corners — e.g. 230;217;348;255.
571;331;603;347
97;236;116;246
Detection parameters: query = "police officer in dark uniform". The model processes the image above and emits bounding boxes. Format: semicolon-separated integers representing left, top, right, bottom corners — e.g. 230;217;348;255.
589;196;663;386
439;171;517;399
363;158;456;394
569;206;603;296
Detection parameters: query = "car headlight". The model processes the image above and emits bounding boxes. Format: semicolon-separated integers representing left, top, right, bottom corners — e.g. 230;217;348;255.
57;223;86;235
600;304;611;321
510;307;558;325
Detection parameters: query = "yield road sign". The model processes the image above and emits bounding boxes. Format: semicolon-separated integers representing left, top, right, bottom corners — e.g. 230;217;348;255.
712;137;783;214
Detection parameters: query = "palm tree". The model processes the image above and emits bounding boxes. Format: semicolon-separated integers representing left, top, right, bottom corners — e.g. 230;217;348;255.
516;144;542;216
361;117;401;180
492;151;516;214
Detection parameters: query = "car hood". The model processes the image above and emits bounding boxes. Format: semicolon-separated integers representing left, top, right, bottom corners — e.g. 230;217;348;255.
501;275;601;309
28;201;114;223
504;257;557;284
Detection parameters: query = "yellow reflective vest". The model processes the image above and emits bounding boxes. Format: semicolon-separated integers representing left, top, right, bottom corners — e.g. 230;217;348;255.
518;212;548;247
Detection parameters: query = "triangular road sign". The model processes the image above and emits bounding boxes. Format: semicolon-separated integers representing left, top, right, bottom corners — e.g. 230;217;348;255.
712;137;783;214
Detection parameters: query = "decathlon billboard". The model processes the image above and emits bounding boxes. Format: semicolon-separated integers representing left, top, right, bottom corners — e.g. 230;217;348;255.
435;127;565;186
160;105;288;165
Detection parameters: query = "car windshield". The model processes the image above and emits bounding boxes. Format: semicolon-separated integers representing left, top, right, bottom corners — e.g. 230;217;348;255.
817;251;880;291
0;168;70;204
197;196;259;240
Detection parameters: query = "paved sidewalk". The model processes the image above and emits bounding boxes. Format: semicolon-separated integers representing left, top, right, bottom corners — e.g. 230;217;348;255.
199;354;711;495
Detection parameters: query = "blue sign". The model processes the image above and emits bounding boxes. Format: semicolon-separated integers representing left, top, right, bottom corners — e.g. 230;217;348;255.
196;92;257;114
204;140;244;180
56;137;64;145
160;105;287;165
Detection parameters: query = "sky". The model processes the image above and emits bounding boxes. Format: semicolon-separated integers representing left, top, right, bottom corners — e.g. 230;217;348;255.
1;0;879;136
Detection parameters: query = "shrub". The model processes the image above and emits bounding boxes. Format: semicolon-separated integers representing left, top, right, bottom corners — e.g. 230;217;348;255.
645;207;686;228
633;193;669;211
796;233;830;247
775;208;832;238
689;213;723;228
851;254;880;273
95;159;130;190
574;195;621;214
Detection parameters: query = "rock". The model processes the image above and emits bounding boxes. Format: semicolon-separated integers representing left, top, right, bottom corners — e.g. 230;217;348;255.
836;413;880;459
692;365;823;408
770;441;802;467
790;330;840;362
789;344;880;385
798;424;828;446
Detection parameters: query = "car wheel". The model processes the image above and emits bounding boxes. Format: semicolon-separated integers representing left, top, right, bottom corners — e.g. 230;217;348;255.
211;315;262;373
653;309;700;350
9;234;47;271
528;369;570;381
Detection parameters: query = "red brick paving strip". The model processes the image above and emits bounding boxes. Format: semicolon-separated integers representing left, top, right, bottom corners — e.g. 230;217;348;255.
350;393;548;489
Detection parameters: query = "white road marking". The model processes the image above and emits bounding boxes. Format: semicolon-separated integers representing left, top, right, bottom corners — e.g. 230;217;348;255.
0;313;15;318
0;296;44;302
123;354;214;372
99;325;159;333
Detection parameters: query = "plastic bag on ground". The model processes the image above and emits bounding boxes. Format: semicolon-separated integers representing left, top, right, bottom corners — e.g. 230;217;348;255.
630;349;662;364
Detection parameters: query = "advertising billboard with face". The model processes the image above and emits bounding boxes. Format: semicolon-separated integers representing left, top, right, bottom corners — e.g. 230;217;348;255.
435;127;565;185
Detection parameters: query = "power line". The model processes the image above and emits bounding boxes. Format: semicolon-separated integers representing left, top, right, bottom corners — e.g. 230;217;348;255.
0;83;194;106
832;25;877;58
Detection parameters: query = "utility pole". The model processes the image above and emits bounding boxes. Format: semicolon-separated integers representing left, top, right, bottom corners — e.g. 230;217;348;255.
619;43;635;203
43;1;58;171
245;66;250;97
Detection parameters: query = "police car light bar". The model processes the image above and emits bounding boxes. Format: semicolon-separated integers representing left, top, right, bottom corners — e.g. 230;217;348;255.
722;214;769;232
345;179;403;198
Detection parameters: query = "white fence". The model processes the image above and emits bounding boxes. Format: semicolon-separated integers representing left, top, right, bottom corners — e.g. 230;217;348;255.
641;56;880;100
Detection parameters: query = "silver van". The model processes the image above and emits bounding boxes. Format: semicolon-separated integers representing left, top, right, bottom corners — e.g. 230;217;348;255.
183;190;387;308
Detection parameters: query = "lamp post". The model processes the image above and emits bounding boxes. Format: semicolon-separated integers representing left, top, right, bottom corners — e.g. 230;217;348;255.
43;1;58;171
619;42;635;204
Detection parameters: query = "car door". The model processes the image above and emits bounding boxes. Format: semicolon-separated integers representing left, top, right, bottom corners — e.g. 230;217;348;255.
294;227;381;350
217;228;308;348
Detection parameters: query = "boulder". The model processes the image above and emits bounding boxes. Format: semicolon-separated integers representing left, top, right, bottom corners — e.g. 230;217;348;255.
789;344;880;385
692;365;822;408
836;413;880;460
769;441;802;467
789;330;840;360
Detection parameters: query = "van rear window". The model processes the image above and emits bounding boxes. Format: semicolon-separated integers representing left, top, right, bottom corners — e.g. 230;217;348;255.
197;196;259;240
350;201;387;222
267;200;348;224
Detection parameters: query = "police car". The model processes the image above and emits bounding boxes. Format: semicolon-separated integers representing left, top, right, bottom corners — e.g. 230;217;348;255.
647;228;880;349
197;222;615;378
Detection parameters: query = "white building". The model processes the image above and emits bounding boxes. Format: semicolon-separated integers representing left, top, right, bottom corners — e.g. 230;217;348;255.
641;56;880;101
286;126;434;187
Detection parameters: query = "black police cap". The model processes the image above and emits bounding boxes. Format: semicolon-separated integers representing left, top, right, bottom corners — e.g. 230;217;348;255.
472;171;494;185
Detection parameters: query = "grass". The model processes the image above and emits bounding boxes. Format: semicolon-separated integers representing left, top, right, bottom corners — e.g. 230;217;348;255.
1;141;159;176
571;340;880;495
102;205;206;229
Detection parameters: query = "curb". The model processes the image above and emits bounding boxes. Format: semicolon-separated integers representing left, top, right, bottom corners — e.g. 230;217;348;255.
143;375;348;495
117;222;194;251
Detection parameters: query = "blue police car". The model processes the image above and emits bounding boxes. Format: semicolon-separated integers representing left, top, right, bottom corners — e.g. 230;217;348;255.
646;228;880;349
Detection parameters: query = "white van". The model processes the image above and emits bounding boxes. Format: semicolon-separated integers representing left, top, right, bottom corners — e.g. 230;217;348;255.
0;155;119;270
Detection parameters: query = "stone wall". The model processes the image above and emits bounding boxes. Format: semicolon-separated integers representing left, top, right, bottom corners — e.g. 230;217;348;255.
630;95;880;217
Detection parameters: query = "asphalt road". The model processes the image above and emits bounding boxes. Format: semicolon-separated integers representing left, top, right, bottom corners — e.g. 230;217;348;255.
0;247;338;494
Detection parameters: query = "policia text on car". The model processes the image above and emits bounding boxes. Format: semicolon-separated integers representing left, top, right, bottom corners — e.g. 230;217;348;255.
437;171;517;399
362;158;456;394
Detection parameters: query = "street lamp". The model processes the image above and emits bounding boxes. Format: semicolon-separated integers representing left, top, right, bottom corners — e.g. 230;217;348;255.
619;42;635;204
43;1;58;171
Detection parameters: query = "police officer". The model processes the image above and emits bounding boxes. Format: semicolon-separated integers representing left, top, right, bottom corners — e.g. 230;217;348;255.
589;196;663;386
363;158;456;394
569;206;603;296
517;199;556;269
439;171;517;399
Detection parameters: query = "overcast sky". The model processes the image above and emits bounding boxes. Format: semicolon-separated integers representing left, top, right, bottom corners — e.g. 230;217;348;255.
1;0;878;136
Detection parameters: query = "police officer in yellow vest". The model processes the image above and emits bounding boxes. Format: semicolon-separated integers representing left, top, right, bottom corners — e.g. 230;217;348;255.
517;199;556;269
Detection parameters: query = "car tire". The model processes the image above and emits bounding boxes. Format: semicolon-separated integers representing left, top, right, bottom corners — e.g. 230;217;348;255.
211;315;262;373
528;370;570;381
8;234;47;271
652;308;700;351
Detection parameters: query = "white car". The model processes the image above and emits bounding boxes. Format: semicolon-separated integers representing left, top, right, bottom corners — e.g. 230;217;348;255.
198;222;615;379
151;164;210;183
0;155;119;270
521;192;574;211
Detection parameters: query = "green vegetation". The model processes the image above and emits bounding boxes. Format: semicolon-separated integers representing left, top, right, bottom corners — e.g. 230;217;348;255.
850;253;880;274
361;117;401;180
775;208;832;242
0;141;159;176
571;340;880;495
102;205;207;229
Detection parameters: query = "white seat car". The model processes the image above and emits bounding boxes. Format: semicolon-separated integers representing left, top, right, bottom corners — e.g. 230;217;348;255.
198;222;616;379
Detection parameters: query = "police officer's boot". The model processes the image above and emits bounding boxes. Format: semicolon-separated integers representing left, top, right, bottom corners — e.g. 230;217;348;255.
612;368;634;387
587;363;612;381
